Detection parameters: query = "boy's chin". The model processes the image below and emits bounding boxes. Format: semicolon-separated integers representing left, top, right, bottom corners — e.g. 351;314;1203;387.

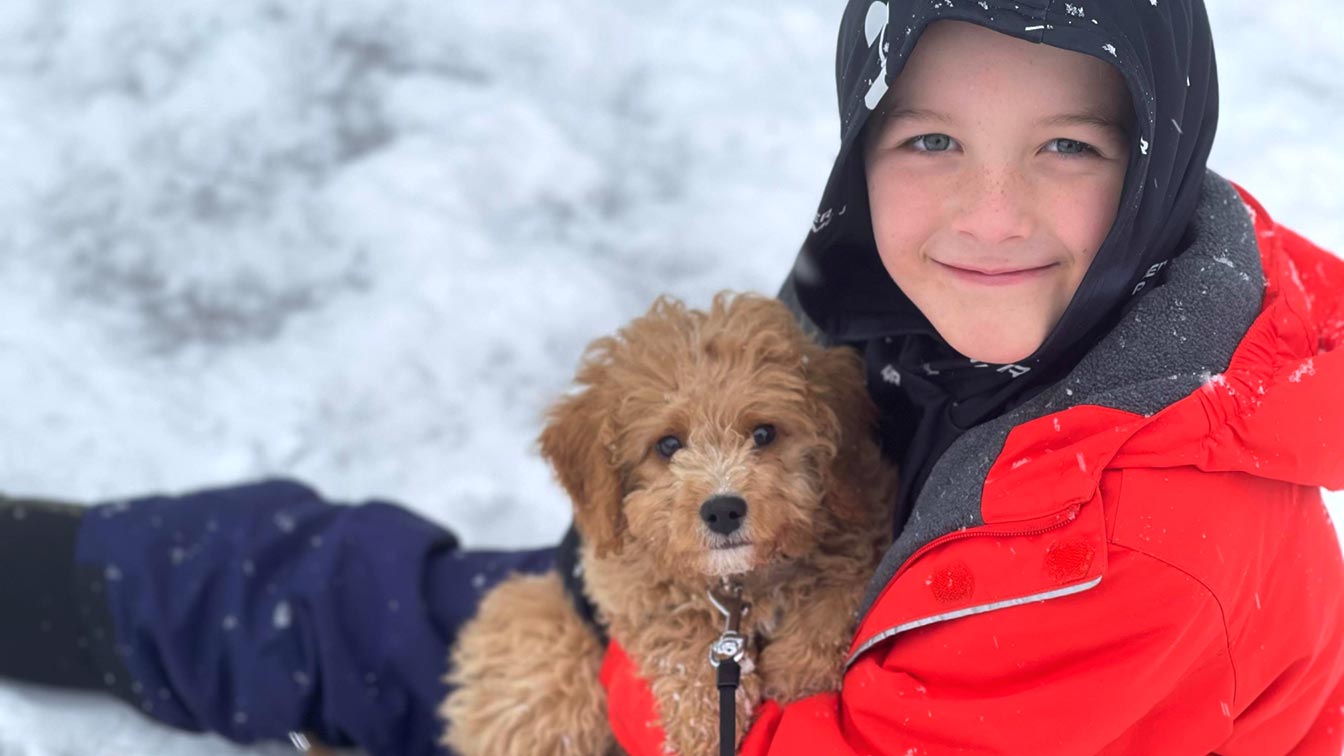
940;321;1049;366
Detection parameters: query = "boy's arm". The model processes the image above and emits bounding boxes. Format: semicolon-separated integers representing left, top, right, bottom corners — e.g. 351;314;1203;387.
3;479;556;756
605;544;1240;755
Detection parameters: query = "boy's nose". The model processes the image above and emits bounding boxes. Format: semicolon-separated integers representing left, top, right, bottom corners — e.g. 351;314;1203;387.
952;168;1036;245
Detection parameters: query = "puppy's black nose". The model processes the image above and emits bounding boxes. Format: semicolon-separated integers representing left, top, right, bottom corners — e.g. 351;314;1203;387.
700;495;747;535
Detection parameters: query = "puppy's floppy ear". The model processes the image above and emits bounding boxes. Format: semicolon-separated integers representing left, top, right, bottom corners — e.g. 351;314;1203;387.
539;384;626;557
805;342;893;521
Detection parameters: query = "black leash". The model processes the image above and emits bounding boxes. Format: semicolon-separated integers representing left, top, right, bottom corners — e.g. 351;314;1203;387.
716;659;741;756
707;580;750;756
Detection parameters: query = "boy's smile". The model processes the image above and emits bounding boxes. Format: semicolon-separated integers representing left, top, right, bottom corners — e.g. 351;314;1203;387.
863;20;1133;365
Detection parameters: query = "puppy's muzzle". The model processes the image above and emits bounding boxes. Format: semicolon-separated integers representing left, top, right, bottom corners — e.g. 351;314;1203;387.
700;495;747;535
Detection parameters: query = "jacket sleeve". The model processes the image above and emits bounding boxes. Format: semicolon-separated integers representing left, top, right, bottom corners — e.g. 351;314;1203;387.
71;478;555;756
608;543;1236;756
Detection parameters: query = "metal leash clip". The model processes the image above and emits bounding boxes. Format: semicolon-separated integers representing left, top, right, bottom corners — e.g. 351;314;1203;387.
706;578;750;668
708;579;751;756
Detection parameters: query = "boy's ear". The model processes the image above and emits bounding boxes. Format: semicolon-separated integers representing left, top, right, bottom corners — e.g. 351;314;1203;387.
538;385;626;557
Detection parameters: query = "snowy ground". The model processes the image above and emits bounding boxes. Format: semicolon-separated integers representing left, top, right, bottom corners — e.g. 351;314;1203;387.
0;1;1340;754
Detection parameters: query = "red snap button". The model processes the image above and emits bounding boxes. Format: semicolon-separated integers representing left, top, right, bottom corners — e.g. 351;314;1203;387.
929;561;974;602
1045;539;1095;583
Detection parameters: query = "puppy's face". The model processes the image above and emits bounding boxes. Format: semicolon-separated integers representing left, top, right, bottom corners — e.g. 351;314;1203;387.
541;294;877;581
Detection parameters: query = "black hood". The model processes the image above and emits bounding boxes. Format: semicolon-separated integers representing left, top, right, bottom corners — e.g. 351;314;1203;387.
782;0;1218;514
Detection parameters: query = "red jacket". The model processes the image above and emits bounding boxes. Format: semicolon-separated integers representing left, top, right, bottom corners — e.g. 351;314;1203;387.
602;180;1344;755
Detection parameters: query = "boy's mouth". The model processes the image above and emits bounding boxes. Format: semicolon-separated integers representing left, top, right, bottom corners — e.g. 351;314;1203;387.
936;260;1058;286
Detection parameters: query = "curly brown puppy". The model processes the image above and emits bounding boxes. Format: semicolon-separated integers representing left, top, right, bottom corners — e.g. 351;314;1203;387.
441;293;897;756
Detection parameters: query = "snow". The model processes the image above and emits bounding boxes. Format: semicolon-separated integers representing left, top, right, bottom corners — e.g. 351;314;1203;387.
0;0;1341;753
1290;358;1318;384
272;601;292;631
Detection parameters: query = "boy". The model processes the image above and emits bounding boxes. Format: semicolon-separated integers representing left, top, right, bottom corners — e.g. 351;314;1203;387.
603;9;1344;754
4;2;1343;755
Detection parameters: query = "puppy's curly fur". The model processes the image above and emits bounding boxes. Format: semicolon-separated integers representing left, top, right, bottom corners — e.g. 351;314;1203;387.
441;293;897;756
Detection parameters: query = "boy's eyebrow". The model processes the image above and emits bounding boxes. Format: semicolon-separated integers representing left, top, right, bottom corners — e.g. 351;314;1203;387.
1036;112;1131;137
877;107;1130;137
878;107;956;125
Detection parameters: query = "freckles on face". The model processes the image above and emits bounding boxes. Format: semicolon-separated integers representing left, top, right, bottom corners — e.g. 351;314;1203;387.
861;20;1132;365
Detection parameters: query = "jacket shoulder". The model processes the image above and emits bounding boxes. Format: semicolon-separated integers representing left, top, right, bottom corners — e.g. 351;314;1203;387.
1106;466;1301;583
1107;466;1344;712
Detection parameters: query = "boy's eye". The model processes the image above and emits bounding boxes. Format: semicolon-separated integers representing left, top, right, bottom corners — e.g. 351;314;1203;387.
1045;138;1098;158
908;133;955;152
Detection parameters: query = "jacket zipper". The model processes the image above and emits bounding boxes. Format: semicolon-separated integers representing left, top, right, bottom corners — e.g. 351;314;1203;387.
846;504;1090;667
886;503;1083;587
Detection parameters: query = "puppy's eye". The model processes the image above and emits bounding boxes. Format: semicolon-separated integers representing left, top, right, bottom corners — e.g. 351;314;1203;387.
752;424;776;448
655;435;683;459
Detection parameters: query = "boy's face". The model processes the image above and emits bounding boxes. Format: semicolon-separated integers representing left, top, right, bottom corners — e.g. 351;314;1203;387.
863;21;1132;365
